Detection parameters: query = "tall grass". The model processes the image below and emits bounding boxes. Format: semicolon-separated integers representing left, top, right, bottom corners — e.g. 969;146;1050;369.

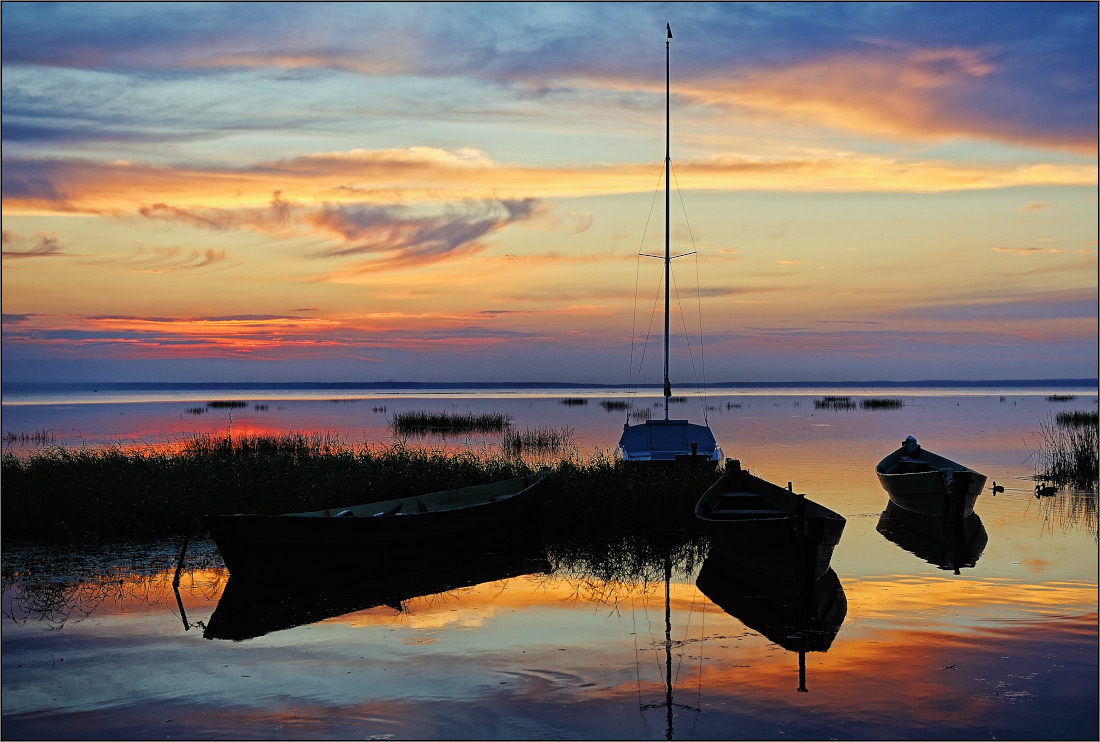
1;434;527;541
207;400;248;409
600;400;630;412
861;398;905;410
3;429;56;445
1;434;722;542
391;410;512;436
1033;413;1099;489
814;396;856;410
1057;411;1098;428
501;426;576;460
560;398;588;406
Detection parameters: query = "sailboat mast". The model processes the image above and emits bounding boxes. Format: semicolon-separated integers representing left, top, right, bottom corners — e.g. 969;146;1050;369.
663;24;672;420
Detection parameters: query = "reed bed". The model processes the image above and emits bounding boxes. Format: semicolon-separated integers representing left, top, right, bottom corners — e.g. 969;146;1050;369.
501;426;576;460
814;396;856;410
861;398;905;410
1057;410;1098;428
599;400;630;412
1033;413;1098;489
559;398;588;406
1;434;720;542
207;400;248;409
1047;395;1077;402
3;429;56;445
391;410;512;436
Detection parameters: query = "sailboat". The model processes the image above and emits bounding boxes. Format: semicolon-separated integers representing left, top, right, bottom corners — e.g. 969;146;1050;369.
618;23;723;464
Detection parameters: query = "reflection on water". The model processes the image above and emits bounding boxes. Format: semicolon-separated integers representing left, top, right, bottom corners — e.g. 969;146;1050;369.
1032;488;1099;542
877;500;988;574
205;545;551;642
696;556;846;692
2;390;1098;739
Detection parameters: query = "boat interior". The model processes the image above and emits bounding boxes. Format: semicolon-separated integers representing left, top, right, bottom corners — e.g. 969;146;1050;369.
287;477;531;518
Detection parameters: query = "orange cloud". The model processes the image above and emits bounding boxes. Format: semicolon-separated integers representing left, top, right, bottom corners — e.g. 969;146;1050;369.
673;44;1097;155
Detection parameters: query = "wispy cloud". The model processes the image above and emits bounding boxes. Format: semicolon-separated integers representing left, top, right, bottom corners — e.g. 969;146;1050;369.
2;230;65;259
991;247;1065;255
308;197;545;269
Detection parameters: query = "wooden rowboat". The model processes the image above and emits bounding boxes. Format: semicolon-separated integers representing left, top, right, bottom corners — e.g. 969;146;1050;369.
206;473;546;576
695;460;845;583
875;436;987;519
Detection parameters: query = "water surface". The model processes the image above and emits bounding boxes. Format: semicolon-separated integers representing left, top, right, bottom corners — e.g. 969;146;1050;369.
2;388;1096;739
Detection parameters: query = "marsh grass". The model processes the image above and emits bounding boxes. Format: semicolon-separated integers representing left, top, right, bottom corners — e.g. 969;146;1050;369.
814;396;856;410
3;429;56;445
1047;395;1077;402
629;408;653;422
501;426;576;461
560;398;588;406
1057;411;1098;428
1;433;720;543
600;400;630;412
391;410;512;436
861;398;905;410
1032;413;1099;489
207;400;248;409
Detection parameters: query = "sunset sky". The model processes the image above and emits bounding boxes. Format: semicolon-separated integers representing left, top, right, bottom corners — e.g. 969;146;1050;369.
2;2;1096;385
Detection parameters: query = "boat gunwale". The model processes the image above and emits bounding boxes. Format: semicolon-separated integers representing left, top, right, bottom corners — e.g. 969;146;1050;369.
210;475;541;520
695;467;844;524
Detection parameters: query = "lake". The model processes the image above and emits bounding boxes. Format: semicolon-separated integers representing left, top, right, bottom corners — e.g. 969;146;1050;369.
2;386;1097;739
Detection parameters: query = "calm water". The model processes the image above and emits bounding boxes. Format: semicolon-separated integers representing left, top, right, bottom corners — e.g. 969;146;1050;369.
2;387;1097;739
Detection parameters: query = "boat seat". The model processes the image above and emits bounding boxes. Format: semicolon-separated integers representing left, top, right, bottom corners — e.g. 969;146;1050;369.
712;508;783;516
896;457;933;473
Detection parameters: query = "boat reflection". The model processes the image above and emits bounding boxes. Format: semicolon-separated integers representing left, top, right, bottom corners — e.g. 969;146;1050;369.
696;554;847;692
876;500;988;574
204;546;550;641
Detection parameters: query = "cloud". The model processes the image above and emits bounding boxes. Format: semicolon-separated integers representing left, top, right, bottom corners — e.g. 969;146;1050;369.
138;191;292;233
114;246;234;274
1018;201;1048;212
306;197;545;269
991;247;1065;255
1;230;66;259
681;43;1097;154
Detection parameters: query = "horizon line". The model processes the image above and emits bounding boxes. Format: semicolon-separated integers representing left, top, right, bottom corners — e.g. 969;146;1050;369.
3;378;1097;392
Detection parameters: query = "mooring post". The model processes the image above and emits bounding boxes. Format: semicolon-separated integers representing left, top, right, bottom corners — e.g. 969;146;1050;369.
173;534;190;589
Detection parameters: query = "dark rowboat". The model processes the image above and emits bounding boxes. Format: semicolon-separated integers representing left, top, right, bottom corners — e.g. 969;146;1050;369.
695;460;845;583
875;436;987;519
206;473;546;576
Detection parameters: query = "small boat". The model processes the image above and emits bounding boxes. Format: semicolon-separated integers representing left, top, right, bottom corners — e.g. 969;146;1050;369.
618;419;722;465
617;24;722;465
695;460;845;583
875;436;987;518
206;473;546;576
876;500;988;574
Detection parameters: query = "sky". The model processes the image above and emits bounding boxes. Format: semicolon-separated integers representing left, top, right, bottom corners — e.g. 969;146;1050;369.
2;2;1097;385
